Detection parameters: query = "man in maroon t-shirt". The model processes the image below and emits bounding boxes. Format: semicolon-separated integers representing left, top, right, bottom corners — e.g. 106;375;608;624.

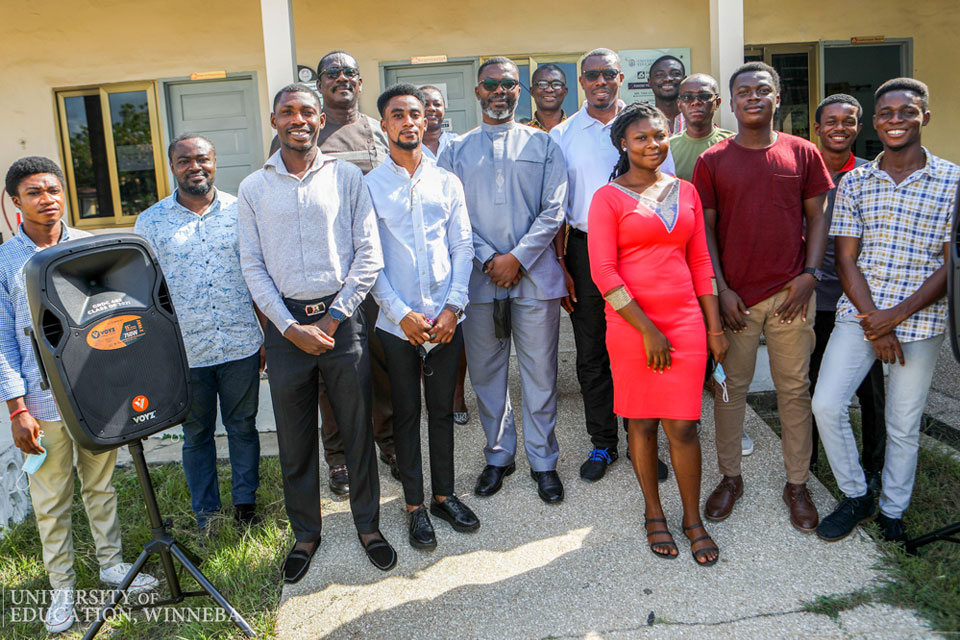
692;62;833;532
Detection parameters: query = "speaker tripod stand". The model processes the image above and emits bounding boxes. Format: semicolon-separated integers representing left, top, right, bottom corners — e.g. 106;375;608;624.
82;440;256;639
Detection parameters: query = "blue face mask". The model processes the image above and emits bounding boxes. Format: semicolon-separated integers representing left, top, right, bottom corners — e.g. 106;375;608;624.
712;364;729;403
22;432;47;475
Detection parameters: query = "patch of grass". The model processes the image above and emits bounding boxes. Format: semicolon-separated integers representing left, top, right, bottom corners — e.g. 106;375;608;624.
746;393;960;635
0;457;289;639
802;589;873;620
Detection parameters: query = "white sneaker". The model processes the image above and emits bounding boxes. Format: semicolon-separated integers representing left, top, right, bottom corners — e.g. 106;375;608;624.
741;431;755;456
100;562;159;593
44;587;75;633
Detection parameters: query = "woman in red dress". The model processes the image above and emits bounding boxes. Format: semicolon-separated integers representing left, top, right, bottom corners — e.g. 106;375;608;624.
588;103;728;566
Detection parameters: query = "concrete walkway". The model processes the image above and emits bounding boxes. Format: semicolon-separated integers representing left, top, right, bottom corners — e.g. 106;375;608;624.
271;324;935;640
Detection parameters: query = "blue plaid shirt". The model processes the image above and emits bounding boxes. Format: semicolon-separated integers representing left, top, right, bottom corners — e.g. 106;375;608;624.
135;189;262;368
831;148;960;343
0;224;91;421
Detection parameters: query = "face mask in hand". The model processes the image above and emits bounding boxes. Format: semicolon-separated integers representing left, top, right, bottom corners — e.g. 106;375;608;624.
712;364;729;403
16;431;46;491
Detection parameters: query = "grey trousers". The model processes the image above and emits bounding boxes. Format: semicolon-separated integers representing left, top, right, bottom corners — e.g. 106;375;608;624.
462;297;561;471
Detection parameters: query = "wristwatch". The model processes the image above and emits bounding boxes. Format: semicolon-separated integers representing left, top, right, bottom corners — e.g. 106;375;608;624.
444;304;464;319
802;267;823;281
328;308;347;322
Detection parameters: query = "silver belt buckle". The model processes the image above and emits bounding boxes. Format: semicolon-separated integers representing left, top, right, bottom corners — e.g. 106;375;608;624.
304;302;326;317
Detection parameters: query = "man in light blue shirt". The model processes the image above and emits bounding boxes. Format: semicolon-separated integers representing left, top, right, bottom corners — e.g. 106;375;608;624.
136;135;263;530
551;48;676;483
368;84;479;550
439;57;568;504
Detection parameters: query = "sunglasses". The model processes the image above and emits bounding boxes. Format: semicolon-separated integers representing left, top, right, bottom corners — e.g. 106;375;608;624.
532;80;566;91
322;66;359;79
582;68;619;82
479;78;520;92
678;92;718;104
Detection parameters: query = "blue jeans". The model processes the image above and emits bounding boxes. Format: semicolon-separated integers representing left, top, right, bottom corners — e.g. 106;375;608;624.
182;351;261;522
811;320;943;518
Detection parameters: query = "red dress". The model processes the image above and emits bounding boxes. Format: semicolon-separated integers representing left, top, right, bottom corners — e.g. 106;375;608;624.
587;180;714;419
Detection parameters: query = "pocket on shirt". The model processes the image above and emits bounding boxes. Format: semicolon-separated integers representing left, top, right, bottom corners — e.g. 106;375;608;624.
515;158;545;184
771;174;801;210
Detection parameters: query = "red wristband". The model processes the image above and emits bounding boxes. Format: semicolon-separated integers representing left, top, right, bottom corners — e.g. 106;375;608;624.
9;407;29;420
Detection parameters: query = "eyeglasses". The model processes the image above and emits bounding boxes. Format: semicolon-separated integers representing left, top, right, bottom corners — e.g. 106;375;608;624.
532;80;566;91
479;78;520;92
652;69;684;81
678;92;718;104
582;68;620;82
322;66;359;79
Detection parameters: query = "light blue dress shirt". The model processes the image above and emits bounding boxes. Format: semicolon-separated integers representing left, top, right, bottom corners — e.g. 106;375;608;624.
367;155;473;340
438;121;567;302
422;131;457;161
551;104;676;233
0;224;90;421
135;189;263;368
237;151;383;332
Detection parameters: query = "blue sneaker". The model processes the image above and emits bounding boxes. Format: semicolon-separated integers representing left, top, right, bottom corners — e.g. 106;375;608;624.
580;447;618;482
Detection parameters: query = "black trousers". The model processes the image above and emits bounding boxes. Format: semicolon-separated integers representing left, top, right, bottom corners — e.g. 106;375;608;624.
320;294;395;466
265;296;380;541
378;326;462;506
810;309;887;474
565;231;619;450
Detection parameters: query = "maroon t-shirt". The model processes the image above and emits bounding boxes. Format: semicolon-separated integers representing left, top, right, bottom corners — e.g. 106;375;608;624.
691;133;833;307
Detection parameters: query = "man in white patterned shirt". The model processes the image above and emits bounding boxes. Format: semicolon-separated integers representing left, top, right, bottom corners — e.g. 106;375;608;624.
135;135;264;531
2;157;156;633
813;78;960;543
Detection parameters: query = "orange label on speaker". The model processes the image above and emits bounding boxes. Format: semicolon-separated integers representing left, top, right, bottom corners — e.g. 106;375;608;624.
86;315;146;350
132;395;149;412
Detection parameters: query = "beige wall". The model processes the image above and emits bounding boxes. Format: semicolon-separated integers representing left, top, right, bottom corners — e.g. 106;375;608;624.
291;0;711;119
744;0;960;163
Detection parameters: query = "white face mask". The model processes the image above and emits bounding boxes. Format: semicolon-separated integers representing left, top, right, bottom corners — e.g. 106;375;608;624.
712;364;729;403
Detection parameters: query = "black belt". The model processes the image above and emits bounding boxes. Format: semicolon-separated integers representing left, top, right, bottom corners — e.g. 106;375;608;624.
569;228;587;240
283;293;337;320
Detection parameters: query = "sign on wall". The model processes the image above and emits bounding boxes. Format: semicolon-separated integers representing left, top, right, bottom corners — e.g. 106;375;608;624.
619;48;691;106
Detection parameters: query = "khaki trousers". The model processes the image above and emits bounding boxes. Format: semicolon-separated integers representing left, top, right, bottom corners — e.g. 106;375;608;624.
714;290;816;485
27;418;122;589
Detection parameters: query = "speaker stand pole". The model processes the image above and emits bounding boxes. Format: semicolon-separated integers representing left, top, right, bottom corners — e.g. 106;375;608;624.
82;440;256;639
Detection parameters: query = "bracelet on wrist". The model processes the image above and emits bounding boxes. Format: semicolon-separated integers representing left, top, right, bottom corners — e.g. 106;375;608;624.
707;330;725;336
10;407;29;420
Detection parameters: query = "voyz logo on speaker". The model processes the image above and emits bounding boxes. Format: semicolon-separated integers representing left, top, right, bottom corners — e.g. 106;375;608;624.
86;315;147;350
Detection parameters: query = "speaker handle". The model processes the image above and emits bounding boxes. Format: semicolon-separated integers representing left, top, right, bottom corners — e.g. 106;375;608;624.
23;327;50;391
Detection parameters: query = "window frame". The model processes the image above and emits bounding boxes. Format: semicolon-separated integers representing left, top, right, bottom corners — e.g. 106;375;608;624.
55;81;169;230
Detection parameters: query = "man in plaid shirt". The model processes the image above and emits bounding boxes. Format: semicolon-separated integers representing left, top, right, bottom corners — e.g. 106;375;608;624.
813;78;960;544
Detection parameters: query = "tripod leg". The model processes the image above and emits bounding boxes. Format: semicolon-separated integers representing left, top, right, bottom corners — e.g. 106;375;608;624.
905;521;960;555
81;549;150;640
169;542;258;637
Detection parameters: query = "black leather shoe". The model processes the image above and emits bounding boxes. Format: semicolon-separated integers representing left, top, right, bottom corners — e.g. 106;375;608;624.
234;503;261;527
407;507;436;550
530;469;564;504
431;495;480;532
359;532;398;571
281;538;320;584
877;512;907;543
329;465;349;496
474;463;515;497
380;451;401;481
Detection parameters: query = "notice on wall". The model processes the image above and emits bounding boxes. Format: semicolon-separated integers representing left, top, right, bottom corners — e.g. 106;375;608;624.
619;48;692;106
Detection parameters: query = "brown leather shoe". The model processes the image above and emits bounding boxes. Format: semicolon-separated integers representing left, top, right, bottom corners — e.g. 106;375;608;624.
783;482;819;532
704;475;743;522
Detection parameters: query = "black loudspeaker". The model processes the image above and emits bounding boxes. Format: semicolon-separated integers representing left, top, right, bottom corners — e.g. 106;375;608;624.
23;233;191;452
949;181;960;361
